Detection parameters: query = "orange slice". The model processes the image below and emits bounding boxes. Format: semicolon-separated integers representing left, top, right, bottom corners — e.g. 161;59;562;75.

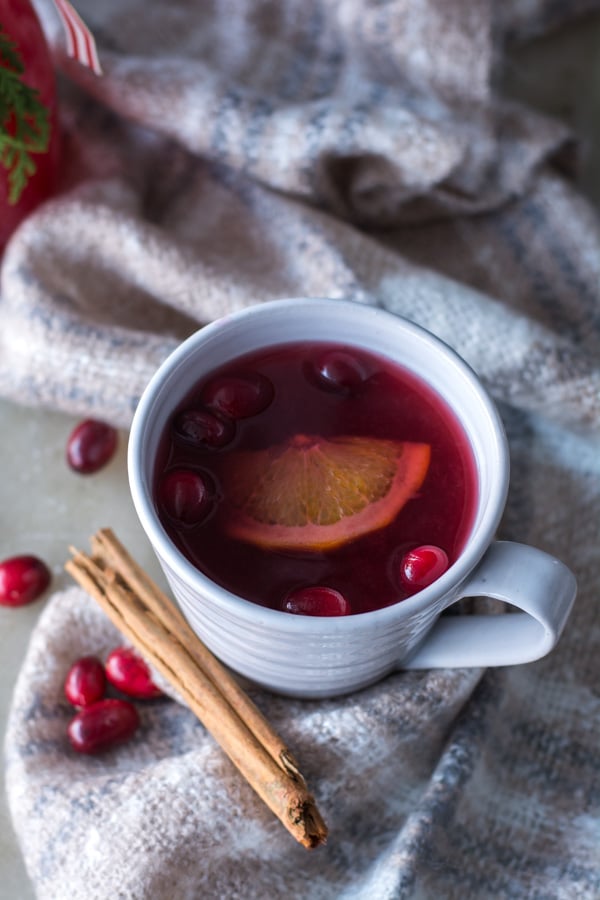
222;435;431;551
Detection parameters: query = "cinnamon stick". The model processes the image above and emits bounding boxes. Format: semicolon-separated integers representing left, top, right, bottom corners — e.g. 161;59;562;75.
89;529;305;783
65;528;327;849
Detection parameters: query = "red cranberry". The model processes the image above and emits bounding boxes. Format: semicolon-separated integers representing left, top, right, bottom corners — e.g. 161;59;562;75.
283;586;351;616
308;349;369;394
201;372;274;419
158;468;212;524
67;698;140;754
64;656;106;708
0;555;51;607
173;408;235;448
105;647;163;699
66;419;118;474
399;545;449;589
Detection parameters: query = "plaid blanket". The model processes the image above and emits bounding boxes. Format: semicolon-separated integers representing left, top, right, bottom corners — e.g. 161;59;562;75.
3;1;599;897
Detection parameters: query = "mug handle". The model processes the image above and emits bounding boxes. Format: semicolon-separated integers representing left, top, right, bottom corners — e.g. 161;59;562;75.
402;541;577;669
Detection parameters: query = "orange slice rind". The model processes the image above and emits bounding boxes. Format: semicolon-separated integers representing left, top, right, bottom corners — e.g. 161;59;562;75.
223;435;431;551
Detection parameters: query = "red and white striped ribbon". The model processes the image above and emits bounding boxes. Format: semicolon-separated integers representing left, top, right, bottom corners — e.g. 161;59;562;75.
53;0;102;76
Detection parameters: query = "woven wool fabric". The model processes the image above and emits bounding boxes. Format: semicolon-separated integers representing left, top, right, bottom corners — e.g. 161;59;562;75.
3;1;600;897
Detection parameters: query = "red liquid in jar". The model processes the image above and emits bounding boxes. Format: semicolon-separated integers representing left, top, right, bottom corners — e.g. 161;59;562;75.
153;342;478;615
0;0;61;250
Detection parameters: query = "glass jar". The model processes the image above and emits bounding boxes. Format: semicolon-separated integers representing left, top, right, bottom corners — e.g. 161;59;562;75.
1;0;60;250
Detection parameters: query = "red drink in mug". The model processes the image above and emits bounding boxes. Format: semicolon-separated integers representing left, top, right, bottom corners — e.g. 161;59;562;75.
153;341;478;617
129;299;576;698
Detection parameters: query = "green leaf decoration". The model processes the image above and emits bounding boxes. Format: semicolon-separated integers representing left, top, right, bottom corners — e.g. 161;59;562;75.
0;25;51;204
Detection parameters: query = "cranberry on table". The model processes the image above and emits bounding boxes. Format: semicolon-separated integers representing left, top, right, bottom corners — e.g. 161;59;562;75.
0;554;51;607
173;407;235;449
105;646;163;699
283;585;351;616
66;419;118;474
67;698;140;754
158;468;212;525
64;656;106;708
201;372;274;419
399;545;449;589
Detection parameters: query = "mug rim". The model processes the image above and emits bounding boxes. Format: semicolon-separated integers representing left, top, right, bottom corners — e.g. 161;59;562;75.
128;297;509;632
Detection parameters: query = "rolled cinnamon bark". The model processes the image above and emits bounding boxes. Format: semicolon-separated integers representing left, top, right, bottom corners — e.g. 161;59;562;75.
66;529;327;849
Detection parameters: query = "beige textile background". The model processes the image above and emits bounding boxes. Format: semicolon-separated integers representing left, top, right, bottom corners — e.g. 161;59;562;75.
2;1;600;898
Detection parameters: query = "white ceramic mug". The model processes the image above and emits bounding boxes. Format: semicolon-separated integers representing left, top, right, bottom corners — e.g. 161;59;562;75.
128;298;576;698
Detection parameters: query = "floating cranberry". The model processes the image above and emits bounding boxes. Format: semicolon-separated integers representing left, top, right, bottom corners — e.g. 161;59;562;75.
0;554;51;607
105;647;163;699
158;468;212;524
66;419;118;474
201;372;274;419
283;585;351;616
307;349;369;394
67;698;140;754
173;408;235;449
399;545;449;589
64;656;106;708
